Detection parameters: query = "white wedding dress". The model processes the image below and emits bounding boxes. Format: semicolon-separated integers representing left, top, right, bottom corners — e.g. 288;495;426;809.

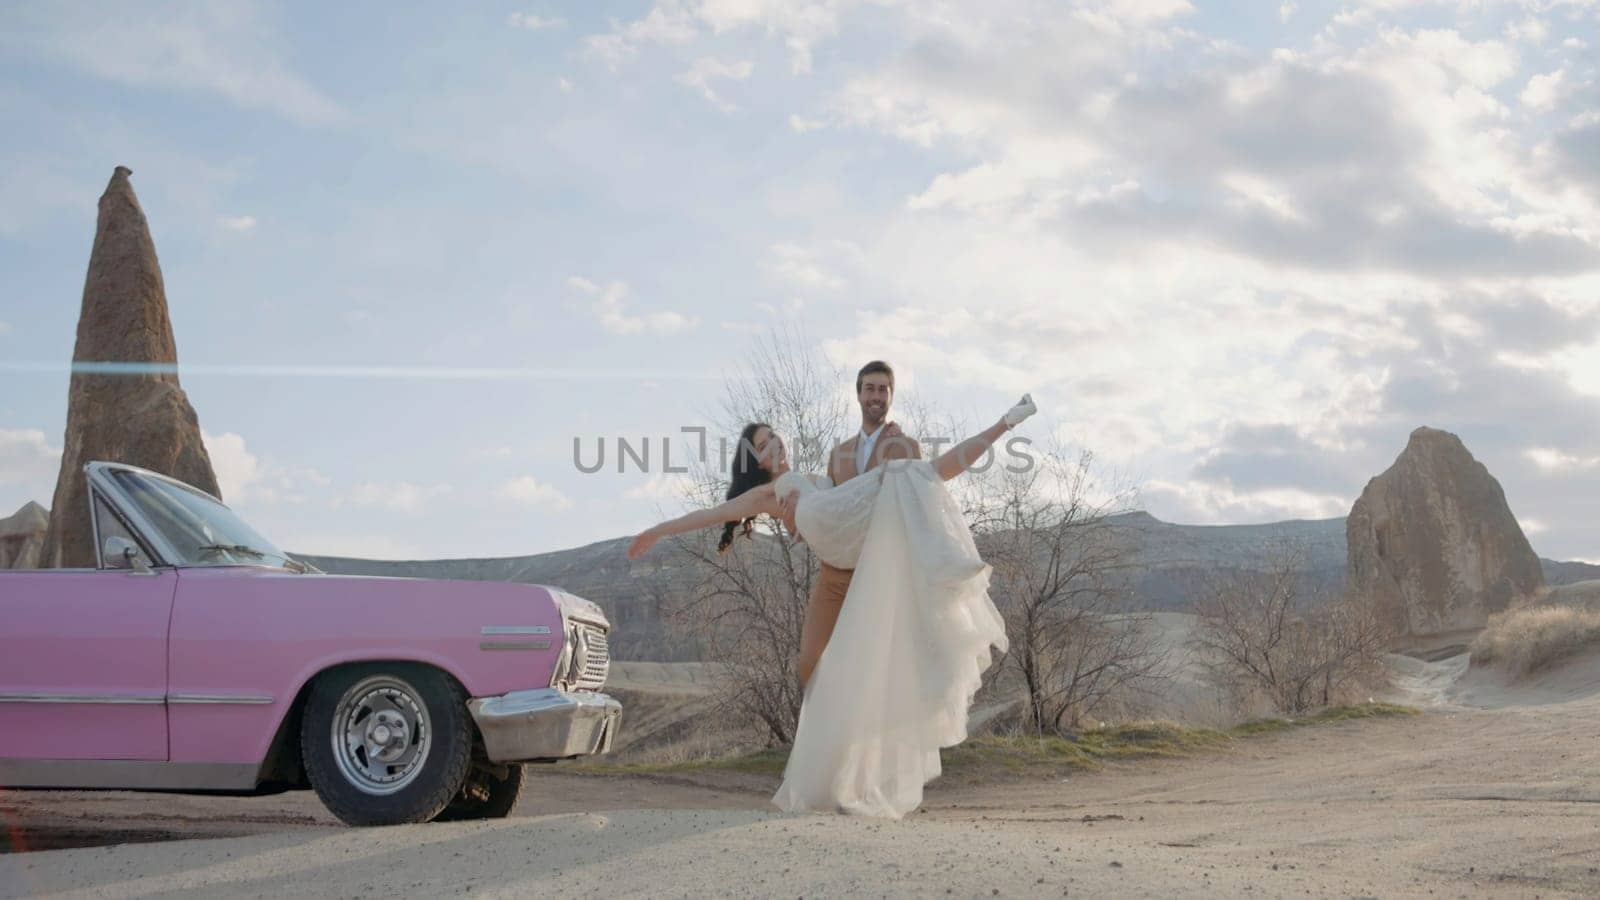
769;458;1009;819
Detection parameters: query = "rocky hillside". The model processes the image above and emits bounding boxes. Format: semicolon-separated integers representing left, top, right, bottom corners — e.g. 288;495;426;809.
297;510;1587;662
0;501;47;569
1542;559;1600;586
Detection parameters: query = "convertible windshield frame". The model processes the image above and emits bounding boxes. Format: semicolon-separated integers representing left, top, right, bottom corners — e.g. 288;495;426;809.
86;461;298;571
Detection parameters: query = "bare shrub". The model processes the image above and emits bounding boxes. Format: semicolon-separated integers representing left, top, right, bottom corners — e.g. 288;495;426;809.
1192;545;1393;715
973;440;1170;734
1470;604;1600;676
653;327;850;745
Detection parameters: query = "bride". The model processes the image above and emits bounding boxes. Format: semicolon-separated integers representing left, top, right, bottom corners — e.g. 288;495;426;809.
627;393;1037;818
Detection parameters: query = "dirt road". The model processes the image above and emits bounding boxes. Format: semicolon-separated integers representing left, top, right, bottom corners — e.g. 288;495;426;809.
3;666;1598;898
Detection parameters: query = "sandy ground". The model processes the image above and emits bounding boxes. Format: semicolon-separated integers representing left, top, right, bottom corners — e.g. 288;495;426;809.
3;655;1599;898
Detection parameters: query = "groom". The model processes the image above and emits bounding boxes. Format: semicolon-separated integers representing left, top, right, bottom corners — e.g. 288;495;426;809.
784;359;921;689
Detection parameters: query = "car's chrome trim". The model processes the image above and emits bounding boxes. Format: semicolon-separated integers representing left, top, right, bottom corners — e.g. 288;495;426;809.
0;693;274;706
480;640;552;651
0;693;165;705
467;688;621;762
85;463;182;567
481;625;551;635
0;760;259;791
167;694;276;705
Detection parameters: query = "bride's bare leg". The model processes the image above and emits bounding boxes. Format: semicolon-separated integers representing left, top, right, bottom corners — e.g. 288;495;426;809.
933;417;1010;481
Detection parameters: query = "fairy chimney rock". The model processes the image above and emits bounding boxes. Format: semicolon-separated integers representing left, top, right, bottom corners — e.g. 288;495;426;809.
41;167;219;568
1346;426;1544;640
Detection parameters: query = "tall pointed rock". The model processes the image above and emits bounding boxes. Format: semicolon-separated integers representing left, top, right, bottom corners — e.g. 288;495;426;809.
41;166;219;568
1346;426;1544;641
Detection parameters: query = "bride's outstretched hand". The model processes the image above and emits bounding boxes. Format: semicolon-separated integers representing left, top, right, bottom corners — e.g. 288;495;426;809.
627;527;660;559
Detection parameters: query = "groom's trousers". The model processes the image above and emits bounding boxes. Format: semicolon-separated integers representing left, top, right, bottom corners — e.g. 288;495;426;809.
797;560;854;688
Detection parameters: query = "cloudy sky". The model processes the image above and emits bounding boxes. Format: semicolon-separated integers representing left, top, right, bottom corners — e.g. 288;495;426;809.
1;0;1598;562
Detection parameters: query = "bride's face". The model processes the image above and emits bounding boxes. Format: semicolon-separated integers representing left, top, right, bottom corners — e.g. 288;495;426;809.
753;427;787;473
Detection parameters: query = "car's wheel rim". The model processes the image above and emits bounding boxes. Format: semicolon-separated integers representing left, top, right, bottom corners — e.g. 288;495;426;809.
330;675;432;796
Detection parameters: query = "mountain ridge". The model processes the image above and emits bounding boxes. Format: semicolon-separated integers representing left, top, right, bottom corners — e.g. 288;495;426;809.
293;512;1597;661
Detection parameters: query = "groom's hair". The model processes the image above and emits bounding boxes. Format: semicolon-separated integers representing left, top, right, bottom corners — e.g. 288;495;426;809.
856;360;894;394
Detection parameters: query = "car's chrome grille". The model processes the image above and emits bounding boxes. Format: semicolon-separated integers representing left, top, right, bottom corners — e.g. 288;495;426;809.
573;623;610;691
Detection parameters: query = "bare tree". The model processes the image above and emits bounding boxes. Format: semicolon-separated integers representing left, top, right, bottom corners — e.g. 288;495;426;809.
1191;545;1393;715
974;440;1168;733
654;326;852;744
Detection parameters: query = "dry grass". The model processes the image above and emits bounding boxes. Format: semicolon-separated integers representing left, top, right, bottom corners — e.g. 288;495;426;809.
1470;604;1600;676
576;702;1417;779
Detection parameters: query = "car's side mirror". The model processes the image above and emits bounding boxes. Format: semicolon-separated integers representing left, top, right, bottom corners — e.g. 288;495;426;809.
103;536;151;574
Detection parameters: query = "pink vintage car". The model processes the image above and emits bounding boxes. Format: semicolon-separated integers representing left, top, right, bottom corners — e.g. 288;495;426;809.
0;461;621;826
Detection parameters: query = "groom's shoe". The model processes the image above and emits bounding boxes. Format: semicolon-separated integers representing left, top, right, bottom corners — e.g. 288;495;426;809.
1004;393;1037;428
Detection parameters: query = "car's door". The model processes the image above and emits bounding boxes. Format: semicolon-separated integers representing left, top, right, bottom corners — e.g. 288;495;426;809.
0;498;174;761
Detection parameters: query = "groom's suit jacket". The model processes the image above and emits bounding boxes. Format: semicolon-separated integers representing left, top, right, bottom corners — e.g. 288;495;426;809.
823;423;923;549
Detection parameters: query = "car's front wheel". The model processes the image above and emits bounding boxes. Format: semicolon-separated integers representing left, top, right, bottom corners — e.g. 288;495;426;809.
300;664;473;826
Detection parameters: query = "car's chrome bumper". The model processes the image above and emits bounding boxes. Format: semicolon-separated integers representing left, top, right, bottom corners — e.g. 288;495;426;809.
466;688;621;763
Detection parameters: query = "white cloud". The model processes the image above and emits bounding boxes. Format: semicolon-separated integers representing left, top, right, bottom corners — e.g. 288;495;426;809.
0;321;11;336
1520;68;1566;111
788;113;824;133
558;76;574;92
567;276;695;335
1143;478;1353;524
5;2;344;126
0;428;61;493
623;472;696;504
583;0;844;74
507;12;566;30
336;482;454;514
584;1;699;68
500;475;572;510
218;214;256;232
1503;17;1548;45
1525;446;1600;472
202;431;261;503
1079;0;1194;26
202;430;330;505
766;241;859;292
675;57;754;112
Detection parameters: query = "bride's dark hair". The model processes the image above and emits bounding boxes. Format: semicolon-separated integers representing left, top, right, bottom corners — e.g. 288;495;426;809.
718;421;774;554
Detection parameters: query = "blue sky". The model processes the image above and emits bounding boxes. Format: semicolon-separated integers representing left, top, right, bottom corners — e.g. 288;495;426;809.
2;0;1598;561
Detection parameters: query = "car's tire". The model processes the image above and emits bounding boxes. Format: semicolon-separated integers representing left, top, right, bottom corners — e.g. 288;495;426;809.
433;761;525;821
300;663;473;827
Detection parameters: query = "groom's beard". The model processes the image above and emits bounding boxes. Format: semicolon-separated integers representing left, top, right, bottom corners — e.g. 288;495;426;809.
861;402;887;428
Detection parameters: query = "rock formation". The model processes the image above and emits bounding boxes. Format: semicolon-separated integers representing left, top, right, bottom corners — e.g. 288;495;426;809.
0;501;48;568
41;167;219;568
1346;426;1544;641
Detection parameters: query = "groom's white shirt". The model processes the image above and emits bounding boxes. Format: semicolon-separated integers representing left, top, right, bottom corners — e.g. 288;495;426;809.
855;423;883;477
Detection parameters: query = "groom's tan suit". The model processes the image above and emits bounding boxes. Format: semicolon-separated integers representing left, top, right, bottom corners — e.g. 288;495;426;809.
796;424;921;687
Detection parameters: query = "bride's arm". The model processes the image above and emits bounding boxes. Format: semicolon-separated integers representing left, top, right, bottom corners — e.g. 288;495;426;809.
627;484;777;558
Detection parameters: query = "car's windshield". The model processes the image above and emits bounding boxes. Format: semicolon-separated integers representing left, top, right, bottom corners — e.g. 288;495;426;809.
110;469;300;570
